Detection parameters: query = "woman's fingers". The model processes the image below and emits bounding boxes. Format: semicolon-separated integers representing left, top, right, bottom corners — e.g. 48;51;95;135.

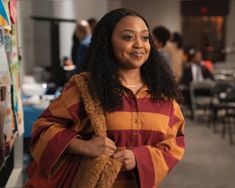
105;137;117;151
113;150;136;171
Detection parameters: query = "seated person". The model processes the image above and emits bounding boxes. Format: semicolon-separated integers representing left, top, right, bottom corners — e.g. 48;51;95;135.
180;48;214;86
180;48;214;118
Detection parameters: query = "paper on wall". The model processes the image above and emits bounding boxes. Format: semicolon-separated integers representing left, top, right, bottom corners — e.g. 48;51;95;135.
0;44;11;86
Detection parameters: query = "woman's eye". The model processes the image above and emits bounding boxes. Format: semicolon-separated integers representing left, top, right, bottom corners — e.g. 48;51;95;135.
142;36;150;41
122;35;134;41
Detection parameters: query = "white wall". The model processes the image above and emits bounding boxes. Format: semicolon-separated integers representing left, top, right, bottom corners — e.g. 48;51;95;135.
73;0;108;21
122;0;182;33
17;0;34;75
32;1;53;70
53;1;76;64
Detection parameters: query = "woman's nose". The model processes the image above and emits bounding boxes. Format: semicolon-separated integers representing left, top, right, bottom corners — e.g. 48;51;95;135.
133;37;143;48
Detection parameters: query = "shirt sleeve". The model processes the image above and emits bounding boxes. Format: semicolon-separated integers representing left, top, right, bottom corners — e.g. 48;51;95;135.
30;76;86;178
132;100;185;188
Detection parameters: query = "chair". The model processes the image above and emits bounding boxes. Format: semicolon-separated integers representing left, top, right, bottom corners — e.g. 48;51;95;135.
190;80;216;121
209;81;233;132
223;86;235;145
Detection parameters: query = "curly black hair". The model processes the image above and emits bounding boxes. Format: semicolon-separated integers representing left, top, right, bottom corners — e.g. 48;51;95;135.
82;8;182;112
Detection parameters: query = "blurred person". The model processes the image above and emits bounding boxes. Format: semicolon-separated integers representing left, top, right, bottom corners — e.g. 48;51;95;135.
152;26;171;65
180;48;214;87
25;8;185;188
73;20;92;69
64;20;92;78
180;48;214;118
70;29;80;66
87;17;97;33
201;52;214;72
166;32;184;83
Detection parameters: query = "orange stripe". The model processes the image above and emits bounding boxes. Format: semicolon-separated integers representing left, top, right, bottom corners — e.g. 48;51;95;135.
61;86;81;107
106;111;169;133
161;136;185;159
106;112;131;130
48;99;72;120
31;125;65;162
148;146;168;187
31;118;51;133
140;112;169;133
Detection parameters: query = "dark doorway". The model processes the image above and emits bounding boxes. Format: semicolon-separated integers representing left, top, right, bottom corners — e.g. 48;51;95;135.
182;16;225;62
181;0;229;62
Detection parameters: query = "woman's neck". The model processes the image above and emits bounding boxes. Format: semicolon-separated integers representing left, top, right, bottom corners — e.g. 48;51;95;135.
118;69;144;93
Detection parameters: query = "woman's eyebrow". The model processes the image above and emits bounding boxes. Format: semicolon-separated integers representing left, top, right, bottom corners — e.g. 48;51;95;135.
120;29;149;33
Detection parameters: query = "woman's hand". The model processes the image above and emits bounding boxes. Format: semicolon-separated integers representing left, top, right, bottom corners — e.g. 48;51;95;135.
67;136;117;158
86;136;117;157
113;149;136;171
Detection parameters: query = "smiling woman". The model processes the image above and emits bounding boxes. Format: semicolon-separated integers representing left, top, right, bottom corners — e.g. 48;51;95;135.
111;16;150;70
24;8;185;188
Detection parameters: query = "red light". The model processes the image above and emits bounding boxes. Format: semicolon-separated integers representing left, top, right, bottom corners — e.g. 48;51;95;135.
200;6;208;14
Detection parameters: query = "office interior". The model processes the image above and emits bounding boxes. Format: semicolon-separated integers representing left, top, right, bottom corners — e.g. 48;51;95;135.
0;0;235;187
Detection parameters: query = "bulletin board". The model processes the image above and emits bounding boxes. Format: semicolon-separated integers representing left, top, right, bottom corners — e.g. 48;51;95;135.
0;0;23;185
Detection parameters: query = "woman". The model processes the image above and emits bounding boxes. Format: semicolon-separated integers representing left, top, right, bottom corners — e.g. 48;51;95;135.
25;8;185;188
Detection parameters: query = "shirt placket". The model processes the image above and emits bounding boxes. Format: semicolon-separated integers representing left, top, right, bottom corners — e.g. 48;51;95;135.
128;93;140;148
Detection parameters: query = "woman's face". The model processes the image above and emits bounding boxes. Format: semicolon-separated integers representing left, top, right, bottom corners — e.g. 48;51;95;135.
111;16;151;70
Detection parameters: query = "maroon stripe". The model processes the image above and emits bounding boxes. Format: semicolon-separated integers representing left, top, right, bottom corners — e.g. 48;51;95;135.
107;130;164;148
131;146;155;188
159;148;179;171
176;135;185;148
39;108;52;118
31;124;51;146
57;155;81;187
67;102;86;120
38;129;77;177
120;97;172;116
168;112;180;128
39;108;73;126
120;96;132;111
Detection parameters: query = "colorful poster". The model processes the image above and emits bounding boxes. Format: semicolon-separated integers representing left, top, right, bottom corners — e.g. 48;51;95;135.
0;0;10;27
0;27;3;44
0;100;6;169
2;86;14;158
9;0;16;24
9;27;18;65
16;89;23;135
0;44;11;86
0;0;23;170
